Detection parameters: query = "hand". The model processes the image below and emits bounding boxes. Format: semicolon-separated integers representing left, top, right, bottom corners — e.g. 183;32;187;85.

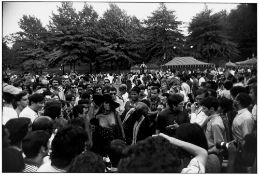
166;121;179;130
190;103;197;113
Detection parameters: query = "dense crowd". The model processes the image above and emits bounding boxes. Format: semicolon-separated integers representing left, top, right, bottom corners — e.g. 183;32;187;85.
2;66;257;173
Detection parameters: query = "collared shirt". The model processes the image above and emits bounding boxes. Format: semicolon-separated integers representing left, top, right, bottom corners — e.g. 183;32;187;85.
190;107;208;127
232;108;254;141
205;113;226;152
3;106;18;124
19;106;38;122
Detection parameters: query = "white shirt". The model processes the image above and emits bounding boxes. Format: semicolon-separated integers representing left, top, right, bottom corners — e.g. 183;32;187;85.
115;96;125;116
198;77;206;86
232;108;254;141
3;106;18;124
252;104;257;121
190;107;208;127
181;158;205;173
19;106;39;122
37;161;66;172
181;82;191;95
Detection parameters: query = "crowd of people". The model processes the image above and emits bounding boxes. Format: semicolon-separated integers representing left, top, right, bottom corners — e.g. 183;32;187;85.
2;66;257;173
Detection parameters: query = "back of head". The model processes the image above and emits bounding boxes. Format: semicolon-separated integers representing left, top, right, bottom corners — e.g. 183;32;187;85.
175;123;208;150
50;126;88;169
236;92;252;108
118;136;183;173
5;117;31;146
167;94;183;108
224;80;233;90
28;93;44;105
22;130;50;158
108;139;127;167
72;105;85;118
32;116;54;135
200;96;219;110
68;151;105;173
230;86;247;99
44;101;61;120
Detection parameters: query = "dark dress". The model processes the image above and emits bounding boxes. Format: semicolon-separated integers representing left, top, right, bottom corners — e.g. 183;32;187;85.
91;116;124;157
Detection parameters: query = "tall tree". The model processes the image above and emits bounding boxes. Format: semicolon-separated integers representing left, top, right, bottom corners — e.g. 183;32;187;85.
187;8;239;63
227;4;257;60
143;3;184;65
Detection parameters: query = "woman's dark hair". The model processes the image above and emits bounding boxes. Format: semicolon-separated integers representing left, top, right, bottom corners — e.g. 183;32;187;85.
15;91;28;102
28;93;44;105
118;136;185;173
175;123;208;150
50;126;88;169
68;151;105;173
3;92;15;104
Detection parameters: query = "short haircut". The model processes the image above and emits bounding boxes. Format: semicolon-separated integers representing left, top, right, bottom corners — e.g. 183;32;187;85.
44;101;61;120
130;86;140;94
50;126;88;169
51;77;60;84
109;86;117;92
32;116;54;135
176;123;208;150
5;117;31;145
218;97;233;113
102;85;111;94
151;86;160;93
78;99;90;105
119;84;127;92
68;151;105;173
73;105;85;118
167;94;183;108
195;88;209;97
108;139;127;167
230;86;247;99
236;93;252;108
15;91;28;101
200;96;219;110
223;80;233;90
28;93;44;105
118;136;184;173
22;130;50;158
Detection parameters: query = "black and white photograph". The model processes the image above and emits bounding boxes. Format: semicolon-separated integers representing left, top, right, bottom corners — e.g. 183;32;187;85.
2;0;257;173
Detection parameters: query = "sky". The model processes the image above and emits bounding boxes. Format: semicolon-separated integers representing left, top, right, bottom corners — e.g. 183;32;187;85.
1;1;245;38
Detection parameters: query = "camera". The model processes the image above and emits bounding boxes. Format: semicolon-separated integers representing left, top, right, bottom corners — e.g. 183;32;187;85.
216;141;237;150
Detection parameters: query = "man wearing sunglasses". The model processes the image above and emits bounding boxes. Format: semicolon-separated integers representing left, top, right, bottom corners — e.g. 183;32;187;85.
109;87;124;116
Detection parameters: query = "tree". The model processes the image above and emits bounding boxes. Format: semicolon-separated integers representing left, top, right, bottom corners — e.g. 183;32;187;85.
143;3;184;65
187;8;239;64
227;4;257;60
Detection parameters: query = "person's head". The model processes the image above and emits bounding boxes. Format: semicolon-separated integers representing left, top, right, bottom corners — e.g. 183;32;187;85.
5;117;31;147
68;151;105;173
73;104;88;118
118;136;185;173
223;80;233;90
101;94;120;112
44;101;61;120
167;94;184;111
207;88;217;97
102;85;111;95
249;85;257;104
28;93;45;112
109;86;118;100
66;94;76;106
50;126;88;169
175;123;208;150
150;86;160;99
70;83;77;93
234;92;252;110
22;130;50;160
119;84;127;94
200;96;219;116
77;84;84;95
230;86;247;100
94;85;102;95
51;78;60;88
68;117;86;130
129;86;140;102
108;139;127;168
104;79;110;86
32;116;54;135
217;97;233;114
195;88;209;104
80;92;91;100
15;91;29;109
78;99;90;110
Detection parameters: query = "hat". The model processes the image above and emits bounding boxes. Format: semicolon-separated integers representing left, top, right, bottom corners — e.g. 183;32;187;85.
103;94;120;109
3;85;22;95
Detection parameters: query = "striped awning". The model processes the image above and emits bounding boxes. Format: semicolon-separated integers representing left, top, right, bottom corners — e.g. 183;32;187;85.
164;57;213;66
236;58;257;65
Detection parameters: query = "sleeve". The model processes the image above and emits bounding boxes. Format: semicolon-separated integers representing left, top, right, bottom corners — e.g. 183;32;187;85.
181;158;205;173
241;117;254;138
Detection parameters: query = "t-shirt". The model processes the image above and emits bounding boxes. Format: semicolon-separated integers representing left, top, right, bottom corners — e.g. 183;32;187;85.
3;106;18;124
19;106;38;122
